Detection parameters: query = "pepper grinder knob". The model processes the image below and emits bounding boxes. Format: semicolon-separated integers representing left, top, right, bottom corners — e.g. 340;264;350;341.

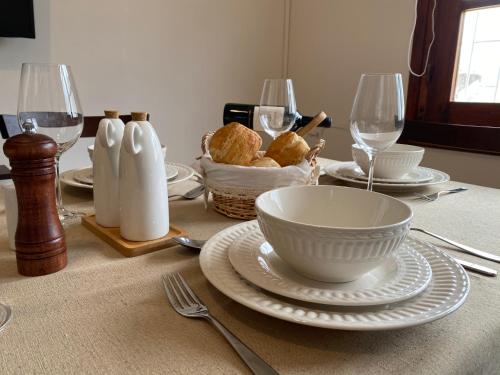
3;129;67;276
21;121;36;134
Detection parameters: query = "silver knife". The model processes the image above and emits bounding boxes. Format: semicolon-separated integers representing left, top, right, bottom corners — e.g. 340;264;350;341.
411;227;500;263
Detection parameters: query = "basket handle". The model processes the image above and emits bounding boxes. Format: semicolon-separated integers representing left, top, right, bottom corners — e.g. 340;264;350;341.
305;139;325;164
201;131;215;155
296;112;327;137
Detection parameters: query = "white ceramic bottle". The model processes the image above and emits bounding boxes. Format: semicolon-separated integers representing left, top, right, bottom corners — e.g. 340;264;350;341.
93;110;125;227
119;112;169;241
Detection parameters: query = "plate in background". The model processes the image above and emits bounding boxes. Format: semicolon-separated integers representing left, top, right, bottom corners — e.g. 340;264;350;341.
338;163;434;184
61;162;194;190
325;162;450;191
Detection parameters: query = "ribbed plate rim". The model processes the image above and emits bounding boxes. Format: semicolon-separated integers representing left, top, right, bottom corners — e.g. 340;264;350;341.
227;223;433;306
200;221;470;331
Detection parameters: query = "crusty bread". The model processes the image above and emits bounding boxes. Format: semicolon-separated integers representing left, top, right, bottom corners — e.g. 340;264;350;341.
249;156;280;168
209;123;262;165
265;131;310;167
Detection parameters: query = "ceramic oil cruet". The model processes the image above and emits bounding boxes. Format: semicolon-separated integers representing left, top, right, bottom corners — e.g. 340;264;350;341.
93;110;125;227
119;112;169;241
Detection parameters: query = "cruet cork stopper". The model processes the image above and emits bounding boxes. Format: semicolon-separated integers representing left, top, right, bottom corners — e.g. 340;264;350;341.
131;112;148;121
104;110;120;119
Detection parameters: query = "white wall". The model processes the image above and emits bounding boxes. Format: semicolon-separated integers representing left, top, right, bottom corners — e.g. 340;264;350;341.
287;0;500;188
0;0;286;171
1;0;499;187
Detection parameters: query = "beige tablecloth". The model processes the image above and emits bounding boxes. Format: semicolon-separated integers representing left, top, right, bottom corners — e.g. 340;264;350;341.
0;161;499;374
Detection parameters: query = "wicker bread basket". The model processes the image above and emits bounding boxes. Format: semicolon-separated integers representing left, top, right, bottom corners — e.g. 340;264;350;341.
201;131;325;220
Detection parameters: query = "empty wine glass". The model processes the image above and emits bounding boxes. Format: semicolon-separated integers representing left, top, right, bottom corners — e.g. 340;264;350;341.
0;302;11;334
17;63;84;222
259;78;299;139
350;73;405;191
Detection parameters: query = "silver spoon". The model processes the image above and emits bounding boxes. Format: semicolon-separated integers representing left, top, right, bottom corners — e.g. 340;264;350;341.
168;185;205;200
173;236;206;250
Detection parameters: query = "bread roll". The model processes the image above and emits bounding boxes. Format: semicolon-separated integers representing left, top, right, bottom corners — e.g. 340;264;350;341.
265;131;310;167
249;157;280;168
209;123;262;165
250;151;266;162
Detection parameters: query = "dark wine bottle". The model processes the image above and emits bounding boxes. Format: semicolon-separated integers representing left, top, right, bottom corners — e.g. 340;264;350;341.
223;103;332;132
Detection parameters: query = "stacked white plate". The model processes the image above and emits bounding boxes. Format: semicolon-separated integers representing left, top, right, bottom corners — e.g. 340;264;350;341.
324;162;450;191
61;162;195;190
200;220;470;330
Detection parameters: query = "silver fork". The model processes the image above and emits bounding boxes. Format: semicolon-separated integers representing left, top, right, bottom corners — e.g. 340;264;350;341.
162;273;279;375
414;187;468;202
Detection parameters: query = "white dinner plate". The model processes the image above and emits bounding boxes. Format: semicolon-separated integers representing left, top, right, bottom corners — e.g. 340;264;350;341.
324;162;450;191
200;221;470;331
72;169;95;185
227;223;432;306
61;162;194;190
72;164;179;185
60;168;93;190
165;164;179;180
337;163;434;184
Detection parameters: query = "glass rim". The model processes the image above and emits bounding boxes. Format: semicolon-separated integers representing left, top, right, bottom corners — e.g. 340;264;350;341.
263;78;293;82
360;73;402;77
21;62;72;68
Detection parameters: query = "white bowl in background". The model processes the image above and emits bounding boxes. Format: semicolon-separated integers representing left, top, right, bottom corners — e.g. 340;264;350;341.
352;143;425;179
88;143;167;162
255;185;412;283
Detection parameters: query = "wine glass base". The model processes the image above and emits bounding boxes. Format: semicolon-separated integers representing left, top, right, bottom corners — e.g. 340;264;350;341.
58;207;85;224
0;303;12;334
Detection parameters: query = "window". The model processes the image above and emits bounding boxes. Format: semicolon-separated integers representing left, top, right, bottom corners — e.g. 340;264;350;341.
402;0;500;155
453;6;500;103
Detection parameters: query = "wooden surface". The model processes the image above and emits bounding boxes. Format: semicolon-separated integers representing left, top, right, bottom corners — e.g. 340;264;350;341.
296;111;327;137
0;114;21;139
3;132;67;276
81;114;150;137
400;120;500;156
0;165;11;180
0;113;149;139
404;0;500;154
81;215;187;257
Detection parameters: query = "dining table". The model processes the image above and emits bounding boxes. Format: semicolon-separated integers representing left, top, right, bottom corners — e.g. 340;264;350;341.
0;158;499;375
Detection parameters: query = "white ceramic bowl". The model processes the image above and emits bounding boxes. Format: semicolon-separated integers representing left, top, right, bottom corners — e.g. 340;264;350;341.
352;143;425;179
88;144;167;162
255;185;412;283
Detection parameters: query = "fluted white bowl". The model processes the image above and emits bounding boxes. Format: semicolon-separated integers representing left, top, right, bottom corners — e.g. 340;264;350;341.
255;185;412;282
352;143;425;179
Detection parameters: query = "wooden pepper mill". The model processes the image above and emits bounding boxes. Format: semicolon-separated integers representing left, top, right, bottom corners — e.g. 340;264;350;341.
3;123;67;276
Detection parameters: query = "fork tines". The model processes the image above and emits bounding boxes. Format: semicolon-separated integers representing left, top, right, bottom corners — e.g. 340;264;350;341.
162;273;206;316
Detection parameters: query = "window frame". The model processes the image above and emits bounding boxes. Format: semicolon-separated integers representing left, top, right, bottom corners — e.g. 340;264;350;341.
402;0;500;155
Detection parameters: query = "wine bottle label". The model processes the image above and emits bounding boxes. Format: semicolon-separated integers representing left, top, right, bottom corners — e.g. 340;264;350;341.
253;106;285;131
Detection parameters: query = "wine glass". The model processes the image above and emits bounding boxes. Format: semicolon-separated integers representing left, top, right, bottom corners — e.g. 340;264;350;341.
0;302;11;334
350;73;405;191
17;63;84;222
259;78;299;139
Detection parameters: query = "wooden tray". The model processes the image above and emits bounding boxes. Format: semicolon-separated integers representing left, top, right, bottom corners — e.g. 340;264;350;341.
81;215;187;257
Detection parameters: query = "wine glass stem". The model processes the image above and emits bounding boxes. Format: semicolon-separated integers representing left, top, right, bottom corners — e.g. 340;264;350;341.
367;153;376;191
54;154;64;211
